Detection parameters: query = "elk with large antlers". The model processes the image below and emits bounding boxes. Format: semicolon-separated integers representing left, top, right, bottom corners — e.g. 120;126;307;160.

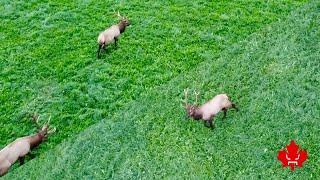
183;89;238;129
97;11;131;58
0;115;56;176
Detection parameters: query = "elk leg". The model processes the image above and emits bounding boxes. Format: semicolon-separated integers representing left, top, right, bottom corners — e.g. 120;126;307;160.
114;37;118;48
19;157;25;165
97;44;102;58
28;152;36;159
204;119;214;129
208;119;214;129
0;161;11;176
222;108;227;119
102;44;107;51
204;120;210;127
232;103;239;111
0;167;9;177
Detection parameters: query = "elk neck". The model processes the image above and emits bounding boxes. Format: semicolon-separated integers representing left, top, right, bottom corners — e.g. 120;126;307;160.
192;107;203;120
187;105;202;120
118;21;126;33
29;133;45;149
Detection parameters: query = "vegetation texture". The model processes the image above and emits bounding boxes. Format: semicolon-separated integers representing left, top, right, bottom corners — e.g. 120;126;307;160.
1;0;319;179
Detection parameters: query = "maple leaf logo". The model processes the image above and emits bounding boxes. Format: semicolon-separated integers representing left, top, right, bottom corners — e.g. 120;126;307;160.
277;140;308;170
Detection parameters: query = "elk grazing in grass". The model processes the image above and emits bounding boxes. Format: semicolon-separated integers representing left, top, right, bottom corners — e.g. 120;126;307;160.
0;115;56;176
183;89;238;129
97;11;131;58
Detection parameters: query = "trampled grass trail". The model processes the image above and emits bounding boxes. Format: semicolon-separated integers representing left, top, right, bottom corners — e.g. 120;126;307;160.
4;1;319;179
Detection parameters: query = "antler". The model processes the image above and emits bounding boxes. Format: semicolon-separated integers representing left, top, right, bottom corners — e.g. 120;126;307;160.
46;115;51;125
115;11;122;19
30;113;41;128
194;91;200;105
44;115;56;134
30;113;56;136
183;88;189;107
47;127;56;134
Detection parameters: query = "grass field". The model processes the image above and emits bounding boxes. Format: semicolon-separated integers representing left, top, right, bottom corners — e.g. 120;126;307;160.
1;0;319;179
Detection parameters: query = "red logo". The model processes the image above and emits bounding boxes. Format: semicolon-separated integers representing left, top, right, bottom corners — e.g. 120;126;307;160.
277;140;308;170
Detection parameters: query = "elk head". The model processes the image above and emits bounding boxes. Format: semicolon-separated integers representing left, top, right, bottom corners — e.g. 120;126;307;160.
183;89;200;119
116;11;130;26
32;114;56;140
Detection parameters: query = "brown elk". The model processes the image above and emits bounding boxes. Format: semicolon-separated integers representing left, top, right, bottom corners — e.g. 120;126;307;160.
0;115;55;176
183;89;238;128
97;11;131;58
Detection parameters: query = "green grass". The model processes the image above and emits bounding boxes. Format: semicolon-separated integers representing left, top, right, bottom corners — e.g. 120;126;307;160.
0;0;306;153
1;0;319;179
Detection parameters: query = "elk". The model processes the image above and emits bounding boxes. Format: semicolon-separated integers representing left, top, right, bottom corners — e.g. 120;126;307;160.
0;115;56;176
97;11;131;58
183;89;238;128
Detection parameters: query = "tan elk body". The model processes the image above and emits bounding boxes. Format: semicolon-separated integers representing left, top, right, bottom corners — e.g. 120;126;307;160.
97;12;130;58
0;117;55;176
184;89;238;128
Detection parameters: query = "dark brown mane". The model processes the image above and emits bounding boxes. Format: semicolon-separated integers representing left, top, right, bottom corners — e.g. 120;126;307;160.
29;133;45;149
29;125;49;149
186;105;202;120
118;20;127;33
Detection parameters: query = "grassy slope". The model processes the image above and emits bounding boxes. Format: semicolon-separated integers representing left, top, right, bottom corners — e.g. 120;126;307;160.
5;1;319;179
0;0;305;155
